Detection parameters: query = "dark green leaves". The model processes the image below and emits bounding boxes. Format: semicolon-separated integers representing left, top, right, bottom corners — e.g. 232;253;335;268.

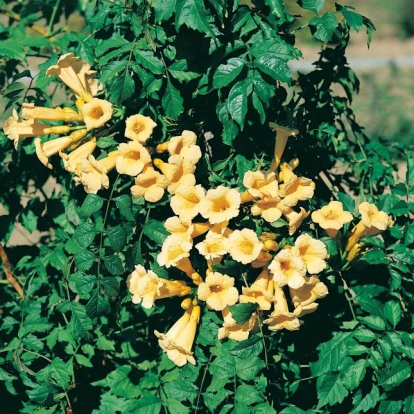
162;80;184;119
227;79;251;127
175;0;215;36
298;0;326;15
143;219;169;244
213;58;246;89
227;303;258;325
254;54;291;84
310;13;339;41
112;70;135;105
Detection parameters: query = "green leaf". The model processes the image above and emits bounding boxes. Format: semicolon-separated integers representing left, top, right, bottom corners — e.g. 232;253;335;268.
404;395;414;414
264;0;293;23
341;7;363;32
298;0;325;14
316;373;349;409
229;335;263;359
73;222;97;249
97;136;119;149
106;226;127;252
79;194;104;218
69;272;96;295
112;70;135;105
163;378;197;401
75;250;96;272
377;360;411;391
0;367;18;395
143;219;169;244
359;249;387;265
359;316;386;331
21;210;38;233
175;0;215;37
114;195;135;222
153;0;176;22
87;291;110;318
93;366;142;398
125;394;162;414
203;390;232;413
384;301;401;328
337;192;356;213
168;60;200;82
101;277;120;296
310;13;339;42
235;383;264;405
50;358;71;388
378;400;403;414
341;359;367;390
227;303;258;325
254;54;291;83
95;35;129;57
227;79;251;127
70;302;93;337
213;58;246;89
75;354;93;367
310;332;353;376
350;385;379;413
207;355;235;392
235;356;265;381
353;328;378;343
162;79;184;119
134;50;164;75
103;255;124;276
0;40;26;61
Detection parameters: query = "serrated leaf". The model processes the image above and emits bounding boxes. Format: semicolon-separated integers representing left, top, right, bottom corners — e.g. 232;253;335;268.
101;277;120;296
69;273;96;295
235;356;265;381
341;7;363;32
229;335;263;359
255;54;291;83
75;250;96;272
227;303;258;325
0;40;26;61
359;249;387;265
21;210;37;233
404;395;414;414
341;359;367;390
350;385;379;413
134;50;164;74
354;328;378;343
143;219;169;244
95;35;129;57
106;226;127;252
359;315;386;331
227;79;251;127
378;400;403;414
316;373;348;408
113;195;135;221
86;290;110;318
235;383;264;405
175;0;215;37
310;13;339;42
338;192;356;213
264;0;293;23
103;255;124;276
153;0;176;22
75;353;93;367
384;301;401;328
377;360;411;391
213;58;246;89
203;389;232;413
70;302;93;337
73;222;97;249
163;378;198;401
0;367;18;395
298;0;325;14
125;394;162;414
79;194;104;218
162;79;183;119
207;355;235;391
111;70;135;105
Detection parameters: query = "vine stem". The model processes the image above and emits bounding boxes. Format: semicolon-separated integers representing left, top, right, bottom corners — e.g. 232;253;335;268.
47;0;61;36
194;353;213;414
0;243;25;299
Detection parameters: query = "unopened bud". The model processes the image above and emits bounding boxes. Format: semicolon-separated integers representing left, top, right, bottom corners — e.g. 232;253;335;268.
181;297;192;309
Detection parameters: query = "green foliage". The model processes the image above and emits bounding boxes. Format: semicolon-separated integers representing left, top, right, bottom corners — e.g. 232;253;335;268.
0;0;413;413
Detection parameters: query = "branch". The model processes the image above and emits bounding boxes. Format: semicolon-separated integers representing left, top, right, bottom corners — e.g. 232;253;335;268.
0;243;25;299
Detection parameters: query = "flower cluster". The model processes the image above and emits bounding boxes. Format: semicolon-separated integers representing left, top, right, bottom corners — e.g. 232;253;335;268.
125;123;394;366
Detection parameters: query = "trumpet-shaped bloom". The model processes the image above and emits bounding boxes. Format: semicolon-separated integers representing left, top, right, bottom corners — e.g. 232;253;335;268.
116;141;151;176
251;197;289;223
157;234;192;268
170;184;206;225
239;268;275;311
153;156;196;195
4;109;71;148
125;114;157;144
218;307;257;341
164;216;194;240
60;138;97;172
35;129;87;169
263;284;302;331
294;233;327;274
311;201;353;238
278;165;315;207
130;167;169;202
195;234;229;261
268;123;299;171
155;305;200;366
242;170;279;199
345;202;394;251
228;228;263;264
157;130;202;164
289;276;328;312
268;247;307;289
46;53;100;101
22;103;83;122
199;186;241;224
127;264;191;308
73;152;118;193
80;98;113;131
284;207;310;235
197;272;239;311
